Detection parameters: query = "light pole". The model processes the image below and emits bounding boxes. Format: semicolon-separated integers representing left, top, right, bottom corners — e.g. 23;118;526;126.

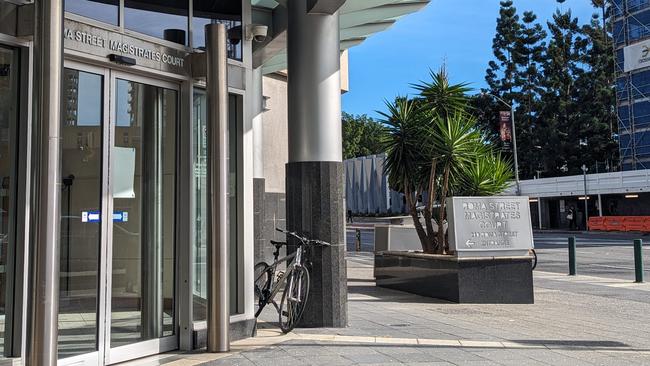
482;92;520;195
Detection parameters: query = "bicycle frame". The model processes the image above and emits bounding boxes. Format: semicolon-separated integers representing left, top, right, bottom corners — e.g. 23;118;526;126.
256;244;305;311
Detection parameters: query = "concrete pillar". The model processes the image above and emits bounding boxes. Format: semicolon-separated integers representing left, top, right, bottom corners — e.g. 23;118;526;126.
286;0;347;328
26;0;63;364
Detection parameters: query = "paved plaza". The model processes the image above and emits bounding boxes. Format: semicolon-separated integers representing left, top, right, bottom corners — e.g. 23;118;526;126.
126;242;650;366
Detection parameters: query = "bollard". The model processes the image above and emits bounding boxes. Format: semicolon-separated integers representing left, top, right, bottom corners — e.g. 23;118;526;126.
568;237;577;276
634;239;644;283
355;229;361;252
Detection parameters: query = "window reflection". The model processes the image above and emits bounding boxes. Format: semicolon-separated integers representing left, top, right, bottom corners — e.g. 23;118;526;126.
125;0;189;45
193;0;243;60
65;0;119;26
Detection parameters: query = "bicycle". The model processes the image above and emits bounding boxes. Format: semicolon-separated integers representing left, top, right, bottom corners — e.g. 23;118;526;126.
254;228;331;333
530;248;538;270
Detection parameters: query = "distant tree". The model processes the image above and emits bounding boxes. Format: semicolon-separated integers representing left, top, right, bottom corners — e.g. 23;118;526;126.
574;12;619;172
485;0;521;102
482;1;618;178
538;8;584;176
342;112;384;160
513;11;547;179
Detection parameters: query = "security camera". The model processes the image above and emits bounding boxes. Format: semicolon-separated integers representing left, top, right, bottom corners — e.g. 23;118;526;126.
245;24;268;43
227;25;242;45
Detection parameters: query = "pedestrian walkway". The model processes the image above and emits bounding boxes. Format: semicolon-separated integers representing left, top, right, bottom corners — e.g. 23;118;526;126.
125;253;650;366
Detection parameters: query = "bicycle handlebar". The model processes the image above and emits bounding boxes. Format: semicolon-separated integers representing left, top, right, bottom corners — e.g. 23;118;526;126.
275;227;331;247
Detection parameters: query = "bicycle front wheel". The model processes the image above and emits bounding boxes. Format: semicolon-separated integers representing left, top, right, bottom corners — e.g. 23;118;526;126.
279;265;310;333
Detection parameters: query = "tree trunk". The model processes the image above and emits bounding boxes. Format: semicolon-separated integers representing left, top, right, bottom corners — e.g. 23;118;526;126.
424;159;438;251
437;164;451;254
405;185;432;253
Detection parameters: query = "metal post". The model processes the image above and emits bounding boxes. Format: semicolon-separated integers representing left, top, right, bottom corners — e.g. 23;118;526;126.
598;194;603;216
355;229;361;252
568;237;577;276
26;0;64;363
537;197;542;230
634;239;644;283
205;23;230;353
582;165;589;230
510;105;520;195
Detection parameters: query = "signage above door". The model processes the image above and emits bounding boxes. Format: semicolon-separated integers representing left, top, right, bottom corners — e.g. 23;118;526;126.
63;19;188;75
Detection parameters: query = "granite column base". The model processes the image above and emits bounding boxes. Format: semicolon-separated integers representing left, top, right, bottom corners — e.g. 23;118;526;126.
286;161;347;328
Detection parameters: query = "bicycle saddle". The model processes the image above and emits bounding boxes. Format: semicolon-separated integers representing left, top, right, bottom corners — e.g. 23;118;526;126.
270;240;286;248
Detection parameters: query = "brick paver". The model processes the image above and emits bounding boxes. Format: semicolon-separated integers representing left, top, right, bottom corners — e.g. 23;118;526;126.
126;253;650;366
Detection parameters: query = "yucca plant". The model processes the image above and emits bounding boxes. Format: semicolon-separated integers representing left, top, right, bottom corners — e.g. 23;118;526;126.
381;68;513;254
461;153;514;196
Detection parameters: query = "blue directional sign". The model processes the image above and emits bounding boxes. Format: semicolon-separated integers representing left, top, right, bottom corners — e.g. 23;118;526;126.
113;211;129;223
81;211;129;223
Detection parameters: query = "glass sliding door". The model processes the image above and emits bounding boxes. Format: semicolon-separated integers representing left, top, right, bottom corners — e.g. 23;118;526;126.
0;45;19;359
108;75;177;361
58;64;179;364
58;68;105;359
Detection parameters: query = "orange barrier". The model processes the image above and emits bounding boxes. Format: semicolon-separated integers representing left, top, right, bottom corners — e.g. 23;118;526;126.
588;216;650;233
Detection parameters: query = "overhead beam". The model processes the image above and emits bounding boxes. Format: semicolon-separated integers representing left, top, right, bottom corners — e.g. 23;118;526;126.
307;0;346;14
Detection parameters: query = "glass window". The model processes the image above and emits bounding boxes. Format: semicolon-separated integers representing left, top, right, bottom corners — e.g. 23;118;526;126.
192;90;207;320
192;0;243;60
65;0;119;26
58;68;104;358
125;0;189;45
192;92;243;320
0;45;19;361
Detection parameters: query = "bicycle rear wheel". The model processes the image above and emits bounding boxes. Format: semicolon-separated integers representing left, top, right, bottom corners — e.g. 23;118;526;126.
254;262;272;317
279;265;310;333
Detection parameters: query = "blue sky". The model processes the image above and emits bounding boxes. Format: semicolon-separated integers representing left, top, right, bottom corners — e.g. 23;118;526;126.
342;0;599;118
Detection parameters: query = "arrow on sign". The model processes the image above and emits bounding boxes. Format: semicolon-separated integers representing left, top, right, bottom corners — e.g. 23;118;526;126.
465;239;475;248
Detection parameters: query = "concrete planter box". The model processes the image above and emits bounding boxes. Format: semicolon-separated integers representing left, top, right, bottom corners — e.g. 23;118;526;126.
374;251;534;304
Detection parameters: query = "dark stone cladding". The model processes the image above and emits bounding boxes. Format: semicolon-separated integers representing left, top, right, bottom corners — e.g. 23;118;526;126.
286;161;348;328
193;317;257;349
375;252;534;304
253;178;288;265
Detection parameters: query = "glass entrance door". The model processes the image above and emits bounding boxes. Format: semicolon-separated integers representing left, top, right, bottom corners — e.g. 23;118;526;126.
59;62;178;365
106;73;177;364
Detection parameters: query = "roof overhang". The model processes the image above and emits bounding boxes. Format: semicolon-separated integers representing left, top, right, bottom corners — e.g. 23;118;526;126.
251;0;430;74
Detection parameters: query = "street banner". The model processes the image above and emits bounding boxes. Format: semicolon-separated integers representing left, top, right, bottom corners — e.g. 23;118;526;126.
499;111;512;142
499;111;512;151
624;39;650;72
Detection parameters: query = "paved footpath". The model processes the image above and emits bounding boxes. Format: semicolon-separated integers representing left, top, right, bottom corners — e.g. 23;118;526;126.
126;253;650;366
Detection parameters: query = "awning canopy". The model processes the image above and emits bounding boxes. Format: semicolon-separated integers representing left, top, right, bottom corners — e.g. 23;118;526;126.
251;0;430;73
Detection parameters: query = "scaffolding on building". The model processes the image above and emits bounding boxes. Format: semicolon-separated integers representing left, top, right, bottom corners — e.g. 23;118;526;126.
612;0;650;170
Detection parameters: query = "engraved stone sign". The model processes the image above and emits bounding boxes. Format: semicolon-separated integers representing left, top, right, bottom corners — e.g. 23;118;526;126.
447;196;534;257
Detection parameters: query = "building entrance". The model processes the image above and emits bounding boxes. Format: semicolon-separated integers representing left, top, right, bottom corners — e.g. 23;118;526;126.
59;61;178;365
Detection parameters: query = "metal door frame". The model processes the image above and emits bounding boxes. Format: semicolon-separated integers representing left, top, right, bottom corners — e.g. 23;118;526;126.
58;61;180;366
